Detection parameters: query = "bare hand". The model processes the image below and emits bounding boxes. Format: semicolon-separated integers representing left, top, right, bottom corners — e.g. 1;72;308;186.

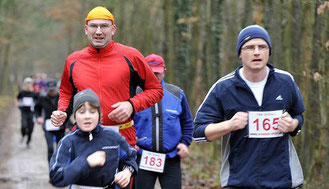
87;151;106;167
176;143;189;159
108;101;133;123
51;110;67;126
114;168;132;188
229;112;248;131
278;112;297;133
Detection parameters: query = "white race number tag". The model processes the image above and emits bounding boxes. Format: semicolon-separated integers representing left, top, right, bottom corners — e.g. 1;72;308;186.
139;150;166;173
103;126;119;133
21;97;33;107
45;119;60;131
248;110;283;138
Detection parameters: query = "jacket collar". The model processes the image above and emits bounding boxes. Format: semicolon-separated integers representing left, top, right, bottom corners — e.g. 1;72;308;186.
88;40;114;55
234;64;275;88
76;123;102;137
160;80;165;88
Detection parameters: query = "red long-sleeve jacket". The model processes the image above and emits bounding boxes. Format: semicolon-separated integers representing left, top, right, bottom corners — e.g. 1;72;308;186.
58;41;163;146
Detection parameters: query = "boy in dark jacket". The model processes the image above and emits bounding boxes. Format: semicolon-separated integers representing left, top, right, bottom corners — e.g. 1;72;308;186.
49;89;137;188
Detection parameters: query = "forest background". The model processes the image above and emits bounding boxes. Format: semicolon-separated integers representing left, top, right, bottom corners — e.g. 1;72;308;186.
0;0;328;188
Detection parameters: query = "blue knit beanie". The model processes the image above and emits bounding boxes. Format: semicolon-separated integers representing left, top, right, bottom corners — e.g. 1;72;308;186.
236;25;272;57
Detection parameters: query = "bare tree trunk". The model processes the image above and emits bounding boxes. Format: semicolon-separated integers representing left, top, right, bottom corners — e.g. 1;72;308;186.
221;0;239;76
306;1;323;187
297;2;314;185
163;0;175;83
172;0;193;95
0;37;12;94
208;0;223;85
290;0;302;82
0;1;15;94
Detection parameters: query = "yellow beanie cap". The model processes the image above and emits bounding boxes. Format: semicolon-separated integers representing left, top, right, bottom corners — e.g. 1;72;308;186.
85;6;115;24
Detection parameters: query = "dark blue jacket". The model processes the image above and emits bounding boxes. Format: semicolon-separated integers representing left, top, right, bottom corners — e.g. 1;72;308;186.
49;124;137;187
134;81;193;158
193;65;305;188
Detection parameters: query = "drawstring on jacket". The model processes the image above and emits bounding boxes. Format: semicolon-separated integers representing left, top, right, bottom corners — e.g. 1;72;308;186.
89;132;93;141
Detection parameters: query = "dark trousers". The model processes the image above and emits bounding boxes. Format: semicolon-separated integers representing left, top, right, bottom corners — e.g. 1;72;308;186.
20;111;34;145
135;155;181;189
44;130;65;162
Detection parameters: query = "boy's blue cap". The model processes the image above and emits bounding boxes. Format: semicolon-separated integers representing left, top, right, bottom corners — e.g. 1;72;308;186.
236;24;272;56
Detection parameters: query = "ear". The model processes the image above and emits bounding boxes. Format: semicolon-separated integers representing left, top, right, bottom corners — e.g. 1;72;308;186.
111;24;117;36
84;25;88;35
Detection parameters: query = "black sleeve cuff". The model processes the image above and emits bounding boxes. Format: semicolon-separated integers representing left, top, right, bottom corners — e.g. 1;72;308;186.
127;99;135;118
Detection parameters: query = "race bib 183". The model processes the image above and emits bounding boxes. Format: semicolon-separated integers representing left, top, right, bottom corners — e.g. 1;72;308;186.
139;150;166;173
248;110;283;138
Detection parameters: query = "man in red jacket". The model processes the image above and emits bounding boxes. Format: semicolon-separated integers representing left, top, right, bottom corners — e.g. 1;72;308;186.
51;6;163;148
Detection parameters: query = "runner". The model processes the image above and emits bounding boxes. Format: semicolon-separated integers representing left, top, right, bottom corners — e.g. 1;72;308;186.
35;79;66;163
193;25;305;188
134;54;193;189
51;6;163;148
16;77;38;148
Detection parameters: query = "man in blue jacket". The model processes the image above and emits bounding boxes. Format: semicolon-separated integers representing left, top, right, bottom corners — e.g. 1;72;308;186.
193;25;305;188
134;54;194;189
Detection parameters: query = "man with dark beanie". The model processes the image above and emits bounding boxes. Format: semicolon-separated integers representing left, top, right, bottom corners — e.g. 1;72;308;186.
193;25;305;188
49;89;137;188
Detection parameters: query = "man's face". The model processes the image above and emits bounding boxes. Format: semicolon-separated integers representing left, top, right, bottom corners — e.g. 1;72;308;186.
84;19;116;49
239;38;269;72
48;89;58;96
75;102;99;132
154;72;165;82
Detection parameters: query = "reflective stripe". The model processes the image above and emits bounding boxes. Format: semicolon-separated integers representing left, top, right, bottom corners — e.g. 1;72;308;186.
103;120;133;130
155;103;160;151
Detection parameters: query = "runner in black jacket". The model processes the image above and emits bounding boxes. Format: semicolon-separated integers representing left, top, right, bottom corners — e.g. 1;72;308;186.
35;80;67;163
16;77;38;148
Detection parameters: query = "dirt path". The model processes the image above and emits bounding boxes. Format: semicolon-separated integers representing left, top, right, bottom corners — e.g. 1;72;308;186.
0;107;63;189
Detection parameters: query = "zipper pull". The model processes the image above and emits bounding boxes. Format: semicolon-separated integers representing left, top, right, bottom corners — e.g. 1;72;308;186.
89;132;93;141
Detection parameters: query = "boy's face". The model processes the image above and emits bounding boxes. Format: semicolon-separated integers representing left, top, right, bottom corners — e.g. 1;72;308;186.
76;102;99;132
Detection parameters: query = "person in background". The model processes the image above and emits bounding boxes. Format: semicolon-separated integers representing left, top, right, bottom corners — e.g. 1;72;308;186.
35;79;66;163
193;25;305;188
16;77;38;148
49;89;137;189
33;72;48;94
134;54;194;189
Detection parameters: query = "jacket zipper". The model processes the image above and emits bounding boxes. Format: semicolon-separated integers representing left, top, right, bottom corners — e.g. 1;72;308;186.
98;54;102;104
155;103;160;151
